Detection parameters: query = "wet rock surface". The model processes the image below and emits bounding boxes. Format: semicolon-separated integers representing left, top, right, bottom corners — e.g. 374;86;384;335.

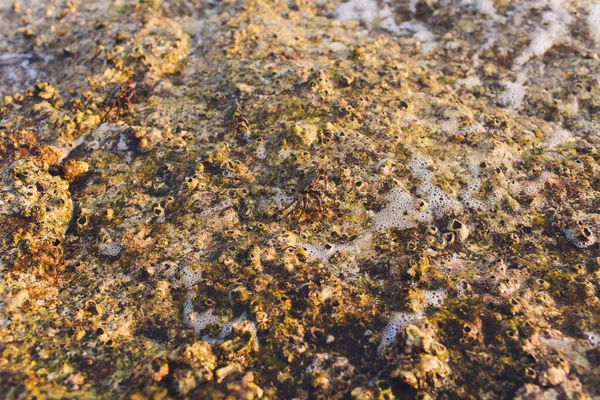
0;0;599;398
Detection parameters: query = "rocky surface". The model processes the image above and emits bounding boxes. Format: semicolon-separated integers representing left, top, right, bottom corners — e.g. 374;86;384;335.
0;0;599;398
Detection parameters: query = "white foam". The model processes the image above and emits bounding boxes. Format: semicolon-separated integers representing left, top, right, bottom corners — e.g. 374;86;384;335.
54;136;86;163
588;5;600;45
584;331;600;348
204;310;245;343
408;156;463;218
181;264;202;288
201;310;258;348
409;0;418;13
336;0;400;34
99;244;122;257
423;289;447;308
302;233;373;265
200;199;232;216
461;161;487;211
471;37;496;68
183;278;216;334
440;117;459;135
545;128;573;150
117;133;129;151
304;155;468;268
256;142;267;159
514;3;571;66
501;78;527;110
272;188;294;207
0;52;39;93
378;9;401;35
520;171;554;196
565;227;597;249
306;358;321;374
372;188;423;232
397;21;438;53
377;312;419;354
456;76;483;89
303;243;335;265
474;0;497;16
0;53;32;62
462;0;497;17
187;307;219;333
336;0;380;24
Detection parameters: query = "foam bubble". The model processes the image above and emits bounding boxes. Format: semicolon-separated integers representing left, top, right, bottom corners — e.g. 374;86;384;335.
183;292;208;333
397;21;438;54
303;243;334;264
377;311;418;355
336;0;400;34
440;117;459;135
469;0;497;16
181;264;202;288
202;310;258;348
372;188;422;232
99;244;122;257
272;188;294;207
514;4;571;67
584;331;600;348
565;228;597;249
461;161;488;211
256;142;267;159
409;156;463;218
423;289;447;308
205;312;241;342
117;133;129;151
371;156;465;233
456;75;483;89
200;199;232;216
408;156;432;179
336;0;379;24
501;80;527;110
588;5;600;44
306;359;320;374
520;172;555;197
545;128;573;150
302;233;372;265
187;308;219;333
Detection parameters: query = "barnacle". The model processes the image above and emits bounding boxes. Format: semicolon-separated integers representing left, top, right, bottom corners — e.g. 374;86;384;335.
565;225;597;249
1;0;599;398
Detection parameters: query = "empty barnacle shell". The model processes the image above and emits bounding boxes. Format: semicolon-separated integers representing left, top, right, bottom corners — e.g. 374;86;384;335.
447;219;469;241
565;225;597;249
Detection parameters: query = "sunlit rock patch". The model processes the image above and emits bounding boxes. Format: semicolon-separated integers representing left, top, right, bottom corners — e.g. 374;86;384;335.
0;0;598;398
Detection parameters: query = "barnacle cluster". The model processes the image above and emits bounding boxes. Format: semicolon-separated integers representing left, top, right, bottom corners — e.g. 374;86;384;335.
0;0;599;398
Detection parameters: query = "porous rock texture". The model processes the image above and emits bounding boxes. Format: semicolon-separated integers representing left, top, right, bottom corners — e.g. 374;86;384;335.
0;0;599;398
